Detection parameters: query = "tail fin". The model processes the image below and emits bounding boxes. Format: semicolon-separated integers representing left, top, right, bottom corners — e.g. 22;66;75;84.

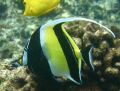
80;45;94;71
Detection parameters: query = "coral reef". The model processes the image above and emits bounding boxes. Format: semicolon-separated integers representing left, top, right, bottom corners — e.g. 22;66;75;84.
0;0;120;61
0;1;8;19
0;20;120;91
0;0;120;91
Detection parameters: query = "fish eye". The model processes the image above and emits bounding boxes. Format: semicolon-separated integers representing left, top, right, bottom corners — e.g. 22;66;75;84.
23;2;26;5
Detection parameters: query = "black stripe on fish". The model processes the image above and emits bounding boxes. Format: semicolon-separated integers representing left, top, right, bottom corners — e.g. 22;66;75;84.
27;27;52;77
53;23;81;83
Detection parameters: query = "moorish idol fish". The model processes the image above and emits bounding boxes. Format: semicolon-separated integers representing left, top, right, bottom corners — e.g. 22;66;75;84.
11;17;115;84
23;0;60;16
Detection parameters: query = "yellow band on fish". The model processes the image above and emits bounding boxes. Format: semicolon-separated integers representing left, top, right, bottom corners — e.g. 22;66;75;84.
18;59;22;65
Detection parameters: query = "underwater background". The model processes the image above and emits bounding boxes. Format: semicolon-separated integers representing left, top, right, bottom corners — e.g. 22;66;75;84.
0;0;120;91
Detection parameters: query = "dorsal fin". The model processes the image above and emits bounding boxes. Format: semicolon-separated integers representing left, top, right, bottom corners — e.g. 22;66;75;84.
80;45;94;71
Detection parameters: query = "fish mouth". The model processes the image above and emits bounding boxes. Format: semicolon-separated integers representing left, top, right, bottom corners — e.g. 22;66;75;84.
23;3;30;16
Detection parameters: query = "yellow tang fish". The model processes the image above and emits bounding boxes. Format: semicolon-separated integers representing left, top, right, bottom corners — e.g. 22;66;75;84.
23;0;60;16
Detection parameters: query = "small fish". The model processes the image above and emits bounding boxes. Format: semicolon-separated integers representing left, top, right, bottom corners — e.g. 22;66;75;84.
23;0;60;16
11;17;115;84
